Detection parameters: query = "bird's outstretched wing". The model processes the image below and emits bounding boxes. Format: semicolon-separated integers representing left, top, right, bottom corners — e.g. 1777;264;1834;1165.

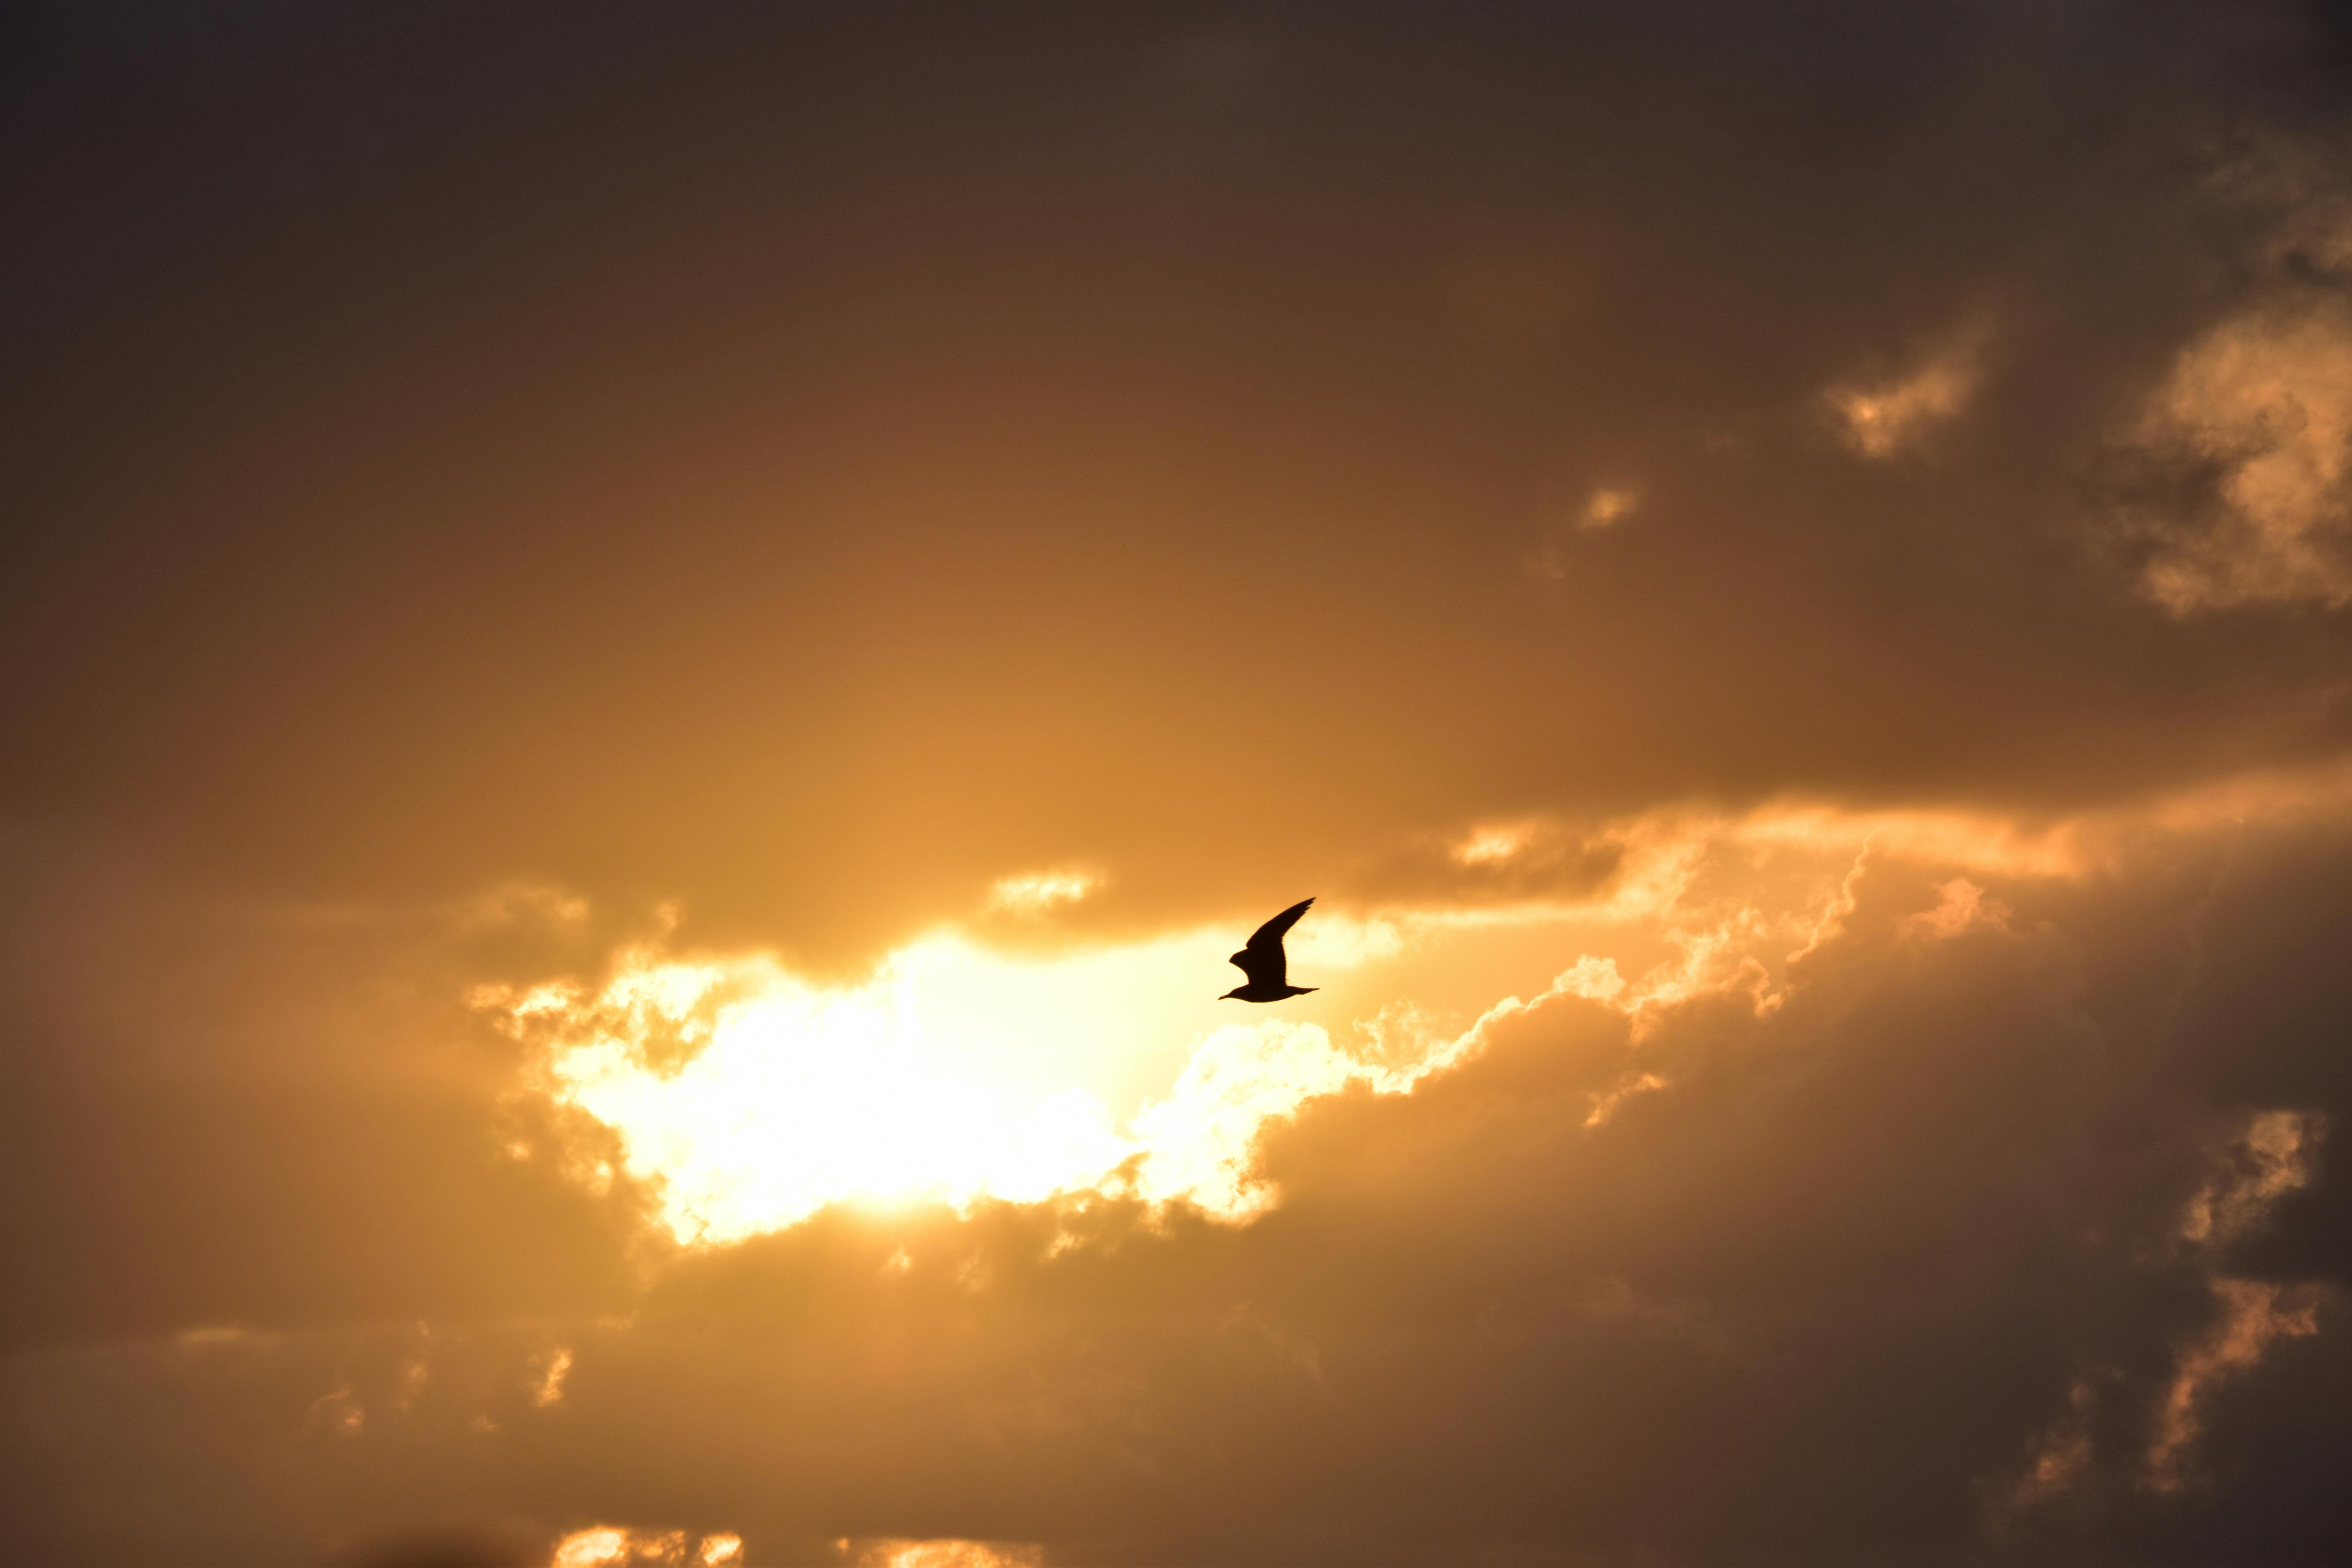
1247;898;1315;950
1229;898;1314;989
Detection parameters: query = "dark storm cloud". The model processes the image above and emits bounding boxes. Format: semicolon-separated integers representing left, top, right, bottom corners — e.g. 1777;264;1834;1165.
5;2;2352;955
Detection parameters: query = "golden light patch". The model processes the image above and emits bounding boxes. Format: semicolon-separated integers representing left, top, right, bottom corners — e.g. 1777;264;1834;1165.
1580;486;1640;528
1454;822;1535;864
1826;318;1991;457
845;1540;1042;1568
551;1527;632;1568
532;1347;573;1408
1829;363;1971;455
985;867;1102;914
546;1526;744;1567
306;1387;364;1437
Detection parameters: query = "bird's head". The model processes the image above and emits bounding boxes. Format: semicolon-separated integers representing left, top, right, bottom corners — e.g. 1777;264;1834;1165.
1218;987;1243;1001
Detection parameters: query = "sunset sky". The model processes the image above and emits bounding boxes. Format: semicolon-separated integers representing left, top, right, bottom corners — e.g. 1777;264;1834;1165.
7;5;2352;1565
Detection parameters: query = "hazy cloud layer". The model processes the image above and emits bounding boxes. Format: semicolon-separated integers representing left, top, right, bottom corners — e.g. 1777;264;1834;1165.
8;796;2352;1564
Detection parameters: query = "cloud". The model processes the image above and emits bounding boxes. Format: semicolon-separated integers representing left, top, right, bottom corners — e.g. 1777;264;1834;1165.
848;1541;1037;1568
2145;1278;2327;1494
27;2;2352;968
12;791;2352;1564
984;870;1102;916
1578;485;1640;529
479;934;1470;1239
2181;1109;2321;1247
547;1527;745;1567
530;1347;573;1408
2130;294;2352;609
14;7;2352;1564
1453;823;1536;865
1825;321;1989;458
1902;876;2011;940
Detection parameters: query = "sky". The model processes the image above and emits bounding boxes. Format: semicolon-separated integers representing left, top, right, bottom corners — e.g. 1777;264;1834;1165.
5;3;2352;1564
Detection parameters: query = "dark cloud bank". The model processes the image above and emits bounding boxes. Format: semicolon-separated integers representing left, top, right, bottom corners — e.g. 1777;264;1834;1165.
4;0;2352;952
6;815;2352;1565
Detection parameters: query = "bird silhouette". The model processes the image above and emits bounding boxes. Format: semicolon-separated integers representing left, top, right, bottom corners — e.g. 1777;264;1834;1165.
1220;898;1319;1002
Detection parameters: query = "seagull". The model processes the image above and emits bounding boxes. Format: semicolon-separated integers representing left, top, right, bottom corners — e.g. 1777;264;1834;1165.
1220;897;1319;1002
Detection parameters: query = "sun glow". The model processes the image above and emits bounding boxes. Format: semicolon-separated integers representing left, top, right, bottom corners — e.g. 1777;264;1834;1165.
482;768;2352;1249
474;865;1845;1242
479;927;1460;1243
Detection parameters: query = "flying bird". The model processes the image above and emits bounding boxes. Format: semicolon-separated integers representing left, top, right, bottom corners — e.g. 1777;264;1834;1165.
1220;898;1319;1002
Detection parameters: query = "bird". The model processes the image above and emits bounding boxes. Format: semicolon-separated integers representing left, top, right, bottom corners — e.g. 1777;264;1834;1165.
1220;898;1319;1002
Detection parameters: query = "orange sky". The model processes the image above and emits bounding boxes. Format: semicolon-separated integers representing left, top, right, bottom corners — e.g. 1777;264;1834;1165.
5;5;2352;1566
